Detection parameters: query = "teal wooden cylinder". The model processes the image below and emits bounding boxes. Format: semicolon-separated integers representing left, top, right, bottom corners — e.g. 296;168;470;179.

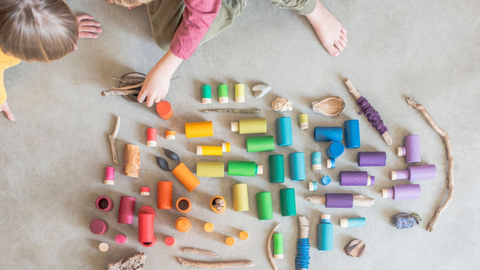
344;120;361;149
289;152;306;181
227;161;262;176
280;188;296;216
340;217;366;228
269;154;284;183
246;136;275;152
256;192;273;220
276;117;293;147
318;215;333;251
311;152;322;170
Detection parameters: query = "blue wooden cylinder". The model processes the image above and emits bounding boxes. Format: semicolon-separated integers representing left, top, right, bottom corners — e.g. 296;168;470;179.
289;152;306;181
327;142;344;159
314;127;343;142
318;215;333;251
276;117;293;147
311;152;322;170
344;120;361;149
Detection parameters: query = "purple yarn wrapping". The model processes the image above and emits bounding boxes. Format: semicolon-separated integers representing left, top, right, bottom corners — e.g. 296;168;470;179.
356;97;388;134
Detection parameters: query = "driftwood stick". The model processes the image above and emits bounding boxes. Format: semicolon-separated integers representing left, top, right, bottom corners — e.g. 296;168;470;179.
267;223;280;270
102;89;140;97
305;194;375;207
200;109;261;114
112;76;145;84
181;247;218;258
108;116;121;165
406;97;454;232
177;258;254;268
113;82;144;90
344;78;393;145
296;216;310;270
298;216;309;239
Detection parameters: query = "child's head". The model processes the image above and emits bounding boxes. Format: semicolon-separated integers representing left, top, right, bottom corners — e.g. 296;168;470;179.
109;0;154;8
0;0;79;62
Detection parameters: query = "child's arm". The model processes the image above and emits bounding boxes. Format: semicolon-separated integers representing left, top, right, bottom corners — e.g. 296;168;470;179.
0;70;14;121
138;0;222;106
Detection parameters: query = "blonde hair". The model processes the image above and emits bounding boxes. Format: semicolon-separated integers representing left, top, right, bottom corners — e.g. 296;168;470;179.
0;0;79;62
110;0;154;8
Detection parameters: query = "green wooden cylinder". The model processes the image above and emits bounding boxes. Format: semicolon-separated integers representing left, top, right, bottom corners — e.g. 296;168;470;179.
280;188;296;216
269;155;284;183
273;233;284;259
246;136;275;152
227;161;260;177
256;192;273;220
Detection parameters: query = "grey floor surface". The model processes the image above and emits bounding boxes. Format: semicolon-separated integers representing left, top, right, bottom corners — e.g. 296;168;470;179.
1;0;480;269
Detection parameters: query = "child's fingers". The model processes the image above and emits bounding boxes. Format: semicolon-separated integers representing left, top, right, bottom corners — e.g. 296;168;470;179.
80;20;101;27
80;26;103;33
1;104;15;121
146;96;154;107
154;96;162;103
77;14;94;21
79;32;98;39
137;90;147;104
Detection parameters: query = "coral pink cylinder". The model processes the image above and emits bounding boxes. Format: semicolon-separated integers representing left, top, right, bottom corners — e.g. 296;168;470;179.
138;205;157;247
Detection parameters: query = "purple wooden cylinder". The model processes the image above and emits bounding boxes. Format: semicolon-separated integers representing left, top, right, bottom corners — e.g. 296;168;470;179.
398;135;421;164
326;193;354;208
382;184;421;200
340;171;375;186
357;152;386;167
118;196;136;225
392;164;436;181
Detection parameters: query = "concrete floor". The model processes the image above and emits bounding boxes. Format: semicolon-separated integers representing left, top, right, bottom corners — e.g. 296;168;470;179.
1;0;479;269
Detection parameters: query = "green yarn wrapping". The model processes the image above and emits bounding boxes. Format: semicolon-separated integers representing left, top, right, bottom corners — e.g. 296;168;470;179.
256;192;273;220
246;136;274;152
228;161;257;176
269;154;284;183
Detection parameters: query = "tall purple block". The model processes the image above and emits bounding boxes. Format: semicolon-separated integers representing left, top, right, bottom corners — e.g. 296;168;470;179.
325;193;353;208
357;152;386;167
382;184;421;200
391;164;436;181
398;135;421;164
340;171;375;186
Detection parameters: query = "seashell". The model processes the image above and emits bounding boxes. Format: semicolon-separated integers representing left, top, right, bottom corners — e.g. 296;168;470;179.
271;97;293;112
311;96;346;118
252;84;271;98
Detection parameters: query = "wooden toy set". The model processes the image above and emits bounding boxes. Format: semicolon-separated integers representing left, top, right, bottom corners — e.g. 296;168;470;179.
98;77;454;269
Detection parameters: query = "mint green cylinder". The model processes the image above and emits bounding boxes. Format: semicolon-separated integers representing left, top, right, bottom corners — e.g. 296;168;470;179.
256;192;273;220
280;188;296;216
269;154;284;183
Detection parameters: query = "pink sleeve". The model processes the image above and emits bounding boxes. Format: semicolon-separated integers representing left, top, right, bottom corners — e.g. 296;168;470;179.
170;0;222;60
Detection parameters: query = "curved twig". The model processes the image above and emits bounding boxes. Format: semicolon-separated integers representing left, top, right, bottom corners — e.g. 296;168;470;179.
181;247;218;258
406;97;454;232
267;223;280;270
177;258;254;268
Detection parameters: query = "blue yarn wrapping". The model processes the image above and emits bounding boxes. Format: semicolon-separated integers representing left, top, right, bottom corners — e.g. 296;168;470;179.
295;238;310;270
356;96;388;134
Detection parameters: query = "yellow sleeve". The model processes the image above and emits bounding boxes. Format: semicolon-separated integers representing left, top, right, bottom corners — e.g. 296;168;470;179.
0;68;6;105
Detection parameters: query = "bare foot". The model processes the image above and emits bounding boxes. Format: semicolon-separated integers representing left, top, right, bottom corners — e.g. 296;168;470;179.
306;0;347;57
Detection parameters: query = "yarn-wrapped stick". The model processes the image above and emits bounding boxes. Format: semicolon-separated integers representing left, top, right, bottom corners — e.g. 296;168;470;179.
295;216;310;270
343;78;392;145
406;97;454;232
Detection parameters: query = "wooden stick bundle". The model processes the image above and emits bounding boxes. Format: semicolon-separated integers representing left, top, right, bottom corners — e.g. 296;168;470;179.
406;97;454;232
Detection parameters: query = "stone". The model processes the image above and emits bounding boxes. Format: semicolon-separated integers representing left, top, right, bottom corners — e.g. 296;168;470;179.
252;84;271;98
344;239;366;258
271;97;293;112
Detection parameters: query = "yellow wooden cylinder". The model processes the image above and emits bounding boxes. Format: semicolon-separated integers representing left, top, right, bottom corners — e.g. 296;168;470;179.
185;121;214;138
197;146;222;156
196;162;225;177
232;183;249;212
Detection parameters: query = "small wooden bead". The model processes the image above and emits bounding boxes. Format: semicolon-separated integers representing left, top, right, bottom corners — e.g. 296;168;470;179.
344;239;366;258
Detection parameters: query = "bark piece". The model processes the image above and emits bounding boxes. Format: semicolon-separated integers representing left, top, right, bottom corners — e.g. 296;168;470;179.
124;144;140;178
108;252;146;270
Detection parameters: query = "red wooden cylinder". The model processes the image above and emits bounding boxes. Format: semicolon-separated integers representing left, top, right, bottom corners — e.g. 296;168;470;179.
118;196;135;225
138;205;157;247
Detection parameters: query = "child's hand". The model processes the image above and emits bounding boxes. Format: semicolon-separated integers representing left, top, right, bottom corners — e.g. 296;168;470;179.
77;15;102;39
137;50;183;107
0;101;15;121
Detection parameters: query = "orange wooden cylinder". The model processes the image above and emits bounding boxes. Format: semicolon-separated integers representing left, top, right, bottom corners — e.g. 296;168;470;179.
185;121;214;138
172;163;200;192
157;181;173;210
176;197;192;213
156;100;173;120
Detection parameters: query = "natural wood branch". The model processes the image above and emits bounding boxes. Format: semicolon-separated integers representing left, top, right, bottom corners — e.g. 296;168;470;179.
112;76;145;84
181;247;218;258
123;144;140;178
267;223;280;270
352;194;375;207
102;89;140;97
108;116;121;165
344;77;393;145
305;194;375;207
407;97;454;232
177;258;254;268
298;216;310;239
